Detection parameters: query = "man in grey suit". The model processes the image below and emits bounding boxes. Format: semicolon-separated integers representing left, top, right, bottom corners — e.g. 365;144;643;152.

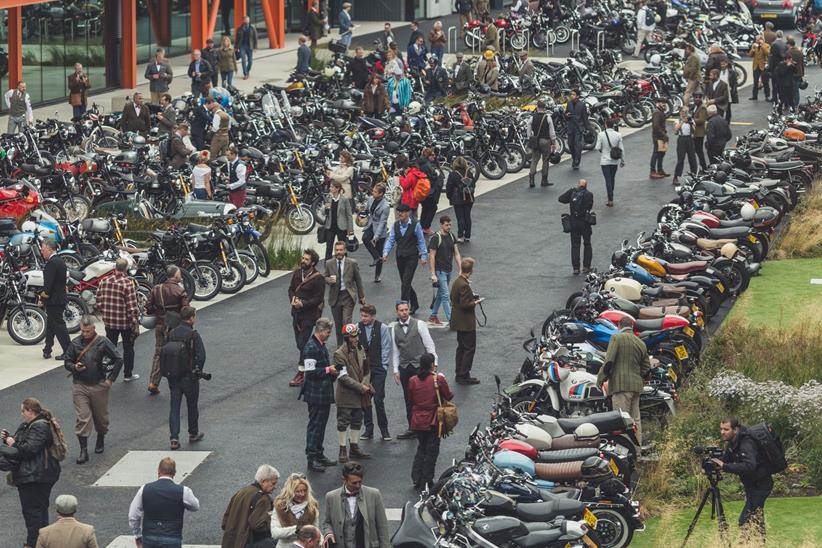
322;462;390;548
325;240;366;346
145;48;173;104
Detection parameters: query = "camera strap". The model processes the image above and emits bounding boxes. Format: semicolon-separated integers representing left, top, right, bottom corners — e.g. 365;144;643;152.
476;299;487;328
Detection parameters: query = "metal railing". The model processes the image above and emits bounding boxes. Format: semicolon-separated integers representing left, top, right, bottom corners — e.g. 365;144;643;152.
448;26;457;53
596;30;605;53
570;29;580;52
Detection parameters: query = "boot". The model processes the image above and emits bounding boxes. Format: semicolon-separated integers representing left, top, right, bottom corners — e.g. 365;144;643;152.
541;176;552;187
349;443;371;459
528;174;535;188
307;458;326;472
95;434;105;454
338;445;349;464
76;436;89;464
289;371;304;387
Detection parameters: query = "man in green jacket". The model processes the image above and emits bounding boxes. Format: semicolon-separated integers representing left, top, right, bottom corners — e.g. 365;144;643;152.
597;317;651;448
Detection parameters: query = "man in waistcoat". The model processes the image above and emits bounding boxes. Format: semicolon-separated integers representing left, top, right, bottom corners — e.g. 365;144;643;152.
4;81;34;134
322;462;390;548
391;301;437;440
359;304;392;442
225;146;248;209
208;98;231;159
128;458;200;547
381;204;428;315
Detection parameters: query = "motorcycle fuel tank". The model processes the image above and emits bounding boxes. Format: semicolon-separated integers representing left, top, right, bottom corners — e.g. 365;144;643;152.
493;449;537;477
498;439;539;460
604;277;643;301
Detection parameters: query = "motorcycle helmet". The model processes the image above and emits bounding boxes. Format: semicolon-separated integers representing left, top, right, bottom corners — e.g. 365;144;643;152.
346;235;359;253
740;202;756;220
611;250;629;268
355;211;369;227
679;191;694;207
574;423;599;441
713;170;728;184
385;141;400;154
408;101;422;115
581;456;613;482
548;151;562;164
559;322;588;344
721;242;739;259
673;229;698;246
718;161;732;173
799;79;809;90
342;323;360;338
131;135;147;148
654;13;662;23
649;53;662;66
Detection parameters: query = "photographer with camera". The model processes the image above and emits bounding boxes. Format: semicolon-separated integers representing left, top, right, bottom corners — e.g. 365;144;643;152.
160;306;207;451
710;417;775;538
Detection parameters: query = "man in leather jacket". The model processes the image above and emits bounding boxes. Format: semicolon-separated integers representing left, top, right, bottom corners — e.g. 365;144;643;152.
711;417;773;538
64;315;122;464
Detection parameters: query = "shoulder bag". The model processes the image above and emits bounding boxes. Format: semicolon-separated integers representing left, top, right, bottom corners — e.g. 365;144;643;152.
605;129;622;160
434;375;459;438
586;211;597;226
528;115;546;149
292;271;323;312
561;213;572;234
65;335;100;381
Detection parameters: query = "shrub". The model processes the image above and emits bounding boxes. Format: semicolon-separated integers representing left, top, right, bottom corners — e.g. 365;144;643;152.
772;182;822;259
265;222;302;270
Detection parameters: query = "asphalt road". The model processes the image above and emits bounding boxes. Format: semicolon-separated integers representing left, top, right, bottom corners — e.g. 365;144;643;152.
0;41;812;548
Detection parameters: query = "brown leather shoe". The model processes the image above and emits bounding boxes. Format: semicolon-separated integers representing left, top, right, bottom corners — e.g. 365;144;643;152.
289;371;304;387
349;443;371;459
338;445;348;464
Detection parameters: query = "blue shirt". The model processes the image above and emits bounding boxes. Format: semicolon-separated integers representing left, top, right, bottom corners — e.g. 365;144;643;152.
363;322;392;369
382;220;428;260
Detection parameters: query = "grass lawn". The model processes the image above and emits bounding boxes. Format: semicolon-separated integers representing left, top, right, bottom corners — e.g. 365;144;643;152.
726;257;822;329
631;496;822;547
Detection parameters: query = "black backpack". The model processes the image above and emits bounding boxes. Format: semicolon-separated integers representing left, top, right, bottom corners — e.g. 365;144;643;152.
159;330;196;378
644;7;655;27
159;138;172;161
745;423;787;475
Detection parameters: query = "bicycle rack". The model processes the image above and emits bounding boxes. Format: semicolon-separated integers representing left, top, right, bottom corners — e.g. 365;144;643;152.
596;30;605;53
570;29;580;52
448;26;457;53
546;31;555;57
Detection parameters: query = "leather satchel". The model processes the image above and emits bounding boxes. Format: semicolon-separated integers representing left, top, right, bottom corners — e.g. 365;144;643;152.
434;375;458;438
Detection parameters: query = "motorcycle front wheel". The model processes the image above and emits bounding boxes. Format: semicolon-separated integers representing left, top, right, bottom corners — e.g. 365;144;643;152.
64;196;92;222
554;25;571;44
502;146;527;173
217;261;247;294
247;240;271;277
189;261;222;301
285;205;316;235
623;106;646;128
64;295;89;334
479;152;507;180
509;31;528;51
7;306;47;345
733;62;748;87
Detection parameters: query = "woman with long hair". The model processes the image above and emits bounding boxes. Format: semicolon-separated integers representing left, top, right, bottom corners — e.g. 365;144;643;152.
445;156;474;242
2;398;63;548
218;35;238;87
326;150;354;199
270;473;320;546
408;353;453;491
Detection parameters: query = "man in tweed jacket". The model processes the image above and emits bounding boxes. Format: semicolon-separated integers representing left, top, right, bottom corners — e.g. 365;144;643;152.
300;318;338;472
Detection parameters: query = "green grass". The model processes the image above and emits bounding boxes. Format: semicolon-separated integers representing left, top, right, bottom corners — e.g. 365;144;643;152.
632;496;822;548
726;257;822;329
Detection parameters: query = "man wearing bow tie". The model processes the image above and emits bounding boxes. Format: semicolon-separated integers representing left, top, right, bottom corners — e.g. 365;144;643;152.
391;301;437;440
322;462;389;548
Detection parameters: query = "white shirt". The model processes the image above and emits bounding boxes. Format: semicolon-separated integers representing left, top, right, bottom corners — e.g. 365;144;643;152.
595;128;624;166
5;89;34;121
719;69;730;85
637;6;656;32
128;476;200;539
678;121;693;136
211;110;221;132
345;489;358;518
390;318;437;373
191;164;211;189
227;160;247;190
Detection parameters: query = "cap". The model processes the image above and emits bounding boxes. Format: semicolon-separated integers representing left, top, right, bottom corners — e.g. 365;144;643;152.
55;494;78;515
483;50;495;60
456;51;464;58
396;203;411;213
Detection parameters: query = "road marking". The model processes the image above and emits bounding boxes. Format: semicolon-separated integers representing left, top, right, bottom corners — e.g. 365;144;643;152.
107;538;217;548
93;451;212;487
730;122;755;126
811;279;822;285
386;507;403;521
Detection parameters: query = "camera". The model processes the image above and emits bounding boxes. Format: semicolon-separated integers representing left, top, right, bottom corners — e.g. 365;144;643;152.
693;445;724;474
1;429;9;440
432;280;439;288
193;369;212;381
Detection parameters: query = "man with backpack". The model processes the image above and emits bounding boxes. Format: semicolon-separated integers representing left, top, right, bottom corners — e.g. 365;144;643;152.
634;0;656;58
712;417;782;538
146;265;190;396
160;306;206;451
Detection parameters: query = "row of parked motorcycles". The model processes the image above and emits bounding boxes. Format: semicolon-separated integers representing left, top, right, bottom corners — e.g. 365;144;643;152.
389;64;822;548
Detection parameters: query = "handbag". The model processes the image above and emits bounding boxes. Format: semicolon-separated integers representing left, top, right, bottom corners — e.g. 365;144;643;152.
434;375;459;438
317;225;328;244
528;114;546;149
657;139;668;152
586;211;597;226
561;213;572;234
605;129;622;160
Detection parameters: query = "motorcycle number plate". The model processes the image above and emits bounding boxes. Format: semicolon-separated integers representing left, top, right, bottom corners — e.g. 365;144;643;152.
716;281;725;294
751;199;759;209
675;345;689;360
608;458;620;477
697;316;705;328
667;367;678;383
683;326;695;338
583;508;598;530
747;234;758;244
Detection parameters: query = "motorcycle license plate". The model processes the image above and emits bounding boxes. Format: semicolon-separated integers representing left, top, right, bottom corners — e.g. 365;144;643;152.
583;508;598;529
683;326;694;338
697;316;705;328
716;282;725;293
747;234;758;244
675;345;689;360
608;458;620;477
667;367;678;383
761;13;777;18
751;199;759;209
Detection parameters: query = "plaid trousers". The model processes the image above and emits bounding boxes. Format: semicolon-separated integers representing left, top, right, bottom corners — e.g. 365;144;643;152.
305;403;331;459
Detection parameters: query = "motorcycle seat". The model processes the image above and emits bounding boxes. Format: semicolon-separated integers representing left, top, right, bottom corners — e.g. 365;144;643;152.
764;160;804;171
557;411;625;434
548;434;600;450
642;285;685;298
541;487;583;500
647;297;682;307
68;269;84;281
102;185;136;195
515;498;587;523
664;260;709;274
534;461;584;482
187;223;210;233
537;448;600;463
748;179;781;189
708;226;750;238
20;164;52;176
360;116;389;129
697;237;736;250
634;317;665;331
638;305;690;319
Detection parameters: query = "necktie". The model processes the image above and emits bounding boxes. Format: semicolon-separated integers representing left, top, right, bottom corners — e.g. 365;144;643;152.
337;260;343;290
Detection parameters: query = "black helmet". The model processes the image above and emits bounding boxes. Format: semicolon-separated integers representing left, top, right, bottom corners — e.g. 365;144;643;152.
679;191;694;207
346;235;359;253
718;161;732;173
799;79;809;90
611;250;629;268
549;151;562;164
714;171;728;184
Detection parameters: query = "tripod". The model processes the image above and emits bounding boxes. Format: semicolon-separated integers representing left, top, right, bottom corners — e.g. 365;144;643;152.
681;469;729;547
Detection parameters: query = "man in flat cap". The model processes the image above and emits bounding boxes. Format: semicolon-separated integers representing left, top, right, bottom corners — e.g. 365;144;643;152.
36;494;99;548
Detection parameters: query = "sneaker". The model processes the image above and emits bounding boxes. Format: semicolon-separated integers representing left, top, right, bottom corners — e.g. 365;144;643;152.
457;237;465;243
189;432;205;443
397;429;417;440
428;315;443;326
374;276;381;283
360;430;374;440
381;432;393;441
289;371;304;387
170;439;180;450
123;374;140;382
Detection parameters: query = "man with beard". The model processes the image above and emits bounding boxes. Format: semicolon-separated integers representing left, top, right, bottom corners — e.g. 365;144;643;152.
288;249;325;387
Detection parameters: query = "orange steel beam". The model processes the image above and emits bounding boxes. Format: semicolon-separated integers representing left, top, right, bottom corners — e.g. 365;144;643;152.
207;0;221;39
260;0;284;49
191;0;208;50
121;0;137;88
7;6;22;89
234;0;246;33
0;0;51;7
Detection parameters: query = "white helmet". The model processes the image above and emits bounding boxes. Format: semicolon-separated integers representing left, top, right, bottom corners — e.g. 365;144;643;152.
649;53;662;66
408;101;422;115
740;202;756;220
574;423;600;441
654;13;661;23
21;220;36;233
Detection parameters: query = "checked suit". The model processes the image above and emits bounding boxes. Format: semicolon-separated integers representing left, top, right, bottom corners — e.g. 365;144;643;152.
299;335;336;462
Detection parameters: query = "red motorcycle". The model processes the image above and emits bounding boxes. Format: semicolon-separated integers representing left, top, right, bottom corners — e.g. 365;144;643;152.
462;16;529;51
0;181;41;220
